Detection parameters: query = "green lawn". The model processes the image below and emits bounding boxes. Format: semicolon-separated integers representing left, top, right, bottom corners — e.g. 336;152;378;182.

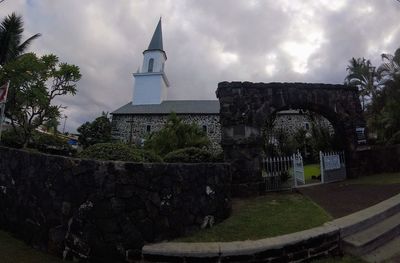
176;193;332;242
0;230;62;263
304;163;321;184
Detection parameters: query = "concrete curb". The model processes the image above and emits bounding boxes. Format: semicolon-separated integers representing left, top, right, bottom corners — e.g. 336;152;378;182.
141;193;400;262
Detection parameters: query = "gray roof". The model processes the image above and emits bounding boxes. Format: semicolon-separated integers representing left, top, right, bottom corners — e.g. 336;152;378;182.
146;18;163;51
112;100;220;115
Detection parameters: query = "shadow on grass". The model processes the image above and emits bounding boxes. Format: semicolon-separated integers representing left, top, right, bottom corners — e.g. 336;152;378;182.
0;230;62;263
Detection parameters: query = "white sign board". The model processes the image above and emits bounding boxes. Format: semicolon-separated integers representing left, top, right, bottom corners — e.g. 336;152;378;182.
323;155;341;170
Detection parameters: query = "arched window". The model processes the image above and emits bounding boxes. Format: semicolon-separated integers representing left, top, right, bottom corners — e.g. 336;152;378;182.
148;58;154;72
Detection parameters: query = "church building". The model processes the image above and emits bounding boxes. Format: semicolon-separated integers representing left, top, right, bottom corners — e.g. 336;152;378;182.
111;19;329;150
111;19;221;149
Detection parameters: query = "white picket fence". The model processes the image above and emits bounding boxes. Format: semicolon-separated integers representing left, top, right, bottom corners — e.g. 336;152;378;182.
262;151;346;192
262;152;304;191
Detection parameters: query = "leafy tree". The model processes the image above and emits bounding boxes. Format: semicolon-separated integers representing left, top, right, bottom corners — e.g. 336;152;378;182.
0;53;81;147
344;57;376;110
366;47;400;144
0;13;41;66
77;112;112;148
42;116;60;134
144;113;209;156
368;74;400;144
376;48;400;85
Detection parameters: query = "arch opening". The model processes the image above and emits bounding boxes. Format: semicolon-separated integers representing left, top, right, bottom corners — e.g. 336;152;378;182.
216;82;367;197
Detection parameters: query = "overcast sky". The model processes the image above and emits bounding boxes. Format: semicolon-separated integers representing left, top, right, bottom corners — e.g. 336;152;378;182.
1;0;400;132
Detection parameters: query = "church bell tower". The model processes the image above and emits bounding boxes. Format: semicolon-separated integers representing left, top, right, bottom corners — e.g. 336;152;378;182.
132;18;170;105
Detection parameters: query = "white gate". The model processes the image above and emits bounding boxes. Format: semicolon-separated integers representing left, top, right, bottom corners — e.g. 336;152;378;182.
293;152;305;187
319;151;346;183
262;152;304;191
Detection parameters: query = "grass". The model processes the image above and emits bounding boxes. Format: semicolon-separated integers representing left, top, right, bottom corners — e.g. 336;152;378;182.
176;193;332;242
304;163;321;184
346;172;400;185
0;230;62;263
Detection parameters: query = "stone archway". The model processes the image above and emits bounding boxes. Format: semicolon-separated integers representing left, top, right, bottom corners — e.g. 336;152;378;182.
216;82;367;197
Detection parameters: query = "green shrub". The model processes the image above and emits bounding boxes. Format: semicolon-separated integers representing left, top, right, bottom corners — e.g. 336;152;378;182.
32;132;66;147
164;147;213;163
144;113;210;156
210;149;225;162
0;129;24;148
79;143;162;163
79;143;141;162
132;149;163;163
30;132;75;156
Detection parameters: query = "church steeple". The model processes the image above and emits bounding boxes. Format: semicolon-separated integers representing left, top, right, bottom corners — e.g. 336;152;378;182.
146;18;164;52
132;19;170;105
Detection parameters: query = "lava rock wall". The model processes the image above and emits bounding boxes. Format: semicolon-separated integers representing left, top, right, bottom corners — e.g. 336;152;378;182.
0;146;231;262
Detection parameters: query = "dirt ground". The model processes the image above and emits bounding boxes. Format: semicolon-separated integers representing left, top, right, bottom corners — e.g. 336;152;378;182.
298;182;400;218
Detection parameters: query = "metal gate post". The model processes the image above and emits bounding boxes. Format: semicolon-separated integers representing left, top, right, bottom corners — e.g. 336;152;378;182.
319;151;325;183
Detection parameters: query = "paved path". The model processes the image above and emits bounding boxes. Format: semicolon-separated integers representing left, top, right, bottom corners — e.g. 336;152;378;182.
299;182;400;218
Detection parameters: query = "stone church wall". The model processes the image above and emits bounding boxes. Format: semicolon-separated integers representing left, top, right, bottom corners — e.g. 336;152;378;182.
111;113;332;153
273;112;333;136
0;146;231;262
111;114;222;151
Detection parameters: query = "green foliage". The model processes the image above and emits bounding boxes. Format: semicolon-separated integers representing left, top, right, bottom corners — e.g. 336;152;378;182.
262;115;294;156
164;147;213;163
1;129;74;156
0;53;81;147
79;143;162;163
344;57;375;110
0;13;41;66
77;112;112;148
42;117;60;134
134;149;163;163
144;113;210;156
79;143;140;162
309;122;334;159
366;47;400;144
0;129;24;148
32;132;66;148
30;132;74;156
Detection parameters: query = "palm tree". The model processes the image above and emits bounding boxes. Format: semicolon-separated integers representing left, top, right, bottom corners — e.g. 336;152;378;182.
344;57;376;110
0;13;41;66
376;48;400;85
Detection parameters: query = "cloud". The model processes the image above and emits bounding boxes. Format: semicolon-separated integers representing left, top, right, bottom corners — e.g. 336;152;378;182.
1;0;400;132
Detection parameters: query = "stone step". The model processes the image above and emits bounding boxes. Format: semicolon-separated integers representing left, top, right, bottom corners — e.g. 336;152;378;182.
342;212;400;256
362;236;400;263
327;194;400;238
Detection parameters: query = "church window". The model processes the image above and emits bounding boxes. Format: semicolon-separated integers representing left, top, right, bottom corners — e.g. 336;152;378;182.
148;58;154;72
202;125;207;133
146;125;151;133
304;122;310;130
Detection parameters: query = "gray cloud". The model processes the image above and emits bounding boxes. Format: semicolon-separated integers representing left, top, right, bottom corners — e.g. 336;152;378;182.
1;0;400;132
